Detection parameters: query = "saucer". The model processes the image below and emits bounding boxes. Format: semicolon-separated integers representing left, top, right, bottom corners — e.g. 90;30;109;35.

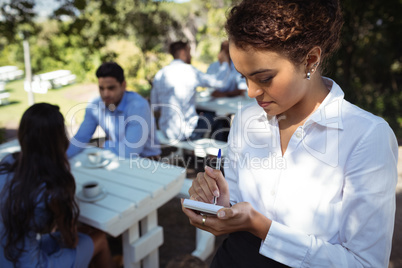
76;188;107;202
82;158;111;168
196;95;211;102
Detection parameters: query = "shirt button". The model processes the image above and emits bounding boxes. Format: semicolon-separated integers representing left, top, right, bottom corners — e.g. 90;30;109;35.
270;190;276;196
295;132;302;138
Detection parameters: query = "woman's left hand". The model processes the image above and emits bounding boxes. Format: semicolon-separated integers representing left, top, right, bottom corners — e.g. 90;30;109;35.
181;201;272;239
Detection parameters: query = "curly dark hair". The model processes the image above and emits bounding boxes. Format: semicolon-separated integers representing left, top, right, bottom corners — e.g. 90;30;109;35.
225;0;344;65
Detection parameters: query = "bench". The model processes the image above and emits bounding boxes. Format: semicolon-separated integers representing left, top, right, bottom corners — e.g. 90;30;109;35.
0;66;24;81
0;92;10;105
156;130;227;158
26;70;77;94
0;82;5;92
52;74;77;88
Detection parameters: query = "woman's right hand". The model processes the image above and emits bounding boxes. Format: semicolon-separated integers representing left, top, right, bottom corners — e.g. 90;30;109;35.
188;165;230;208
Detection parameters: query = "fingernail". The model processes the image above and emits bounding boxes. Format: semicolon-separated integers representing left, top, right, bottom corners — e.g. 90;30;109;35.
213;190;220;197
218;211;225;218
205;165;213;172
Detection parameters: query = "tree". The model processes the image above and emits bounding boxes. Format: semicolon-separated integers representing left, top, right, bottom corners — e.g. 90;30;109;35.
1;0;401;137
0;0;36;44
325;0;402;137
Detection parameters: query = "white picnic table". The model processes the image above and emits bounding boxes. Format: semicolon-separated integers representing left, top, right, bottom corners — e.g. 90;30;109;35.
196;90;255;116
0;141;186;268
25;69;77;94
0;81;10;105
0;92;10;105
0;81;5;92
0;66;24;81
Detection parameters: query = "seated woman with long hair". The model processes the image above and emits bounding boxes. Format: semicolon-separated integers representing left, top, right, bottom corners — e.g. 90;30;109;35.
0;103;113;267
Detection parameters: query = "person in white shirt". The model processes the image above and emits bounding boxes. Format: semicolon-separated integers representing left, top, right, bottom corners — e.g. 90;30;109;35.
207;40;247;98
182;0;398;267
151;41;232;141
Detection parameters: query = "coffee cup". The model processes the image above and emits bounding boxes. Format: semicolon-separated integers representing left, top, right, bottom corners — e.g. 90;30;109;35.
82;181;101;198
202;88;212;97
87;152;102;165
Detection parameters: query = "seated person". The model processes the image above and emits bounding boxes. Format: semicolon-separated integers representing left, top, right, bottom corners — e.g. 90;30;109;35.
206;40;247;98
67;62;161;159
151;41;232;141
0;103;113;267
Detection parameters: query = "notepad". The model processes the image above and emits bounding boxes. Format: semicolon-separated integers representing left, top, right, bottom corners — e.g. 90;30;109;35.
183;199;224;215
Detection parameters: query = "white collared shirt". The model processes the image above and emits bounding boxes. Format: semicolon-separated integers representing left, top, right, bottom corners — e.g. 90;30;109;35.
224;78;398;267
151;59;231;140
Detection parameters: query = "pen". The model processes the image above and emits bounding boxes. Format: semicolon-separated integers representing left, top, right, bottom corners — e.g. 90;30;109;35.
216;148;222;171
213;149;222;205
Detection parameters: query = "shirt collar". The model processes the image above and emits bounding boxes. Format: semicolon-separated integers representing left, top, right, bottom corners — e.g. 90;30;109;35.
306;77;344;130
115;91;128;113
171;59;186;65
100;91;127;113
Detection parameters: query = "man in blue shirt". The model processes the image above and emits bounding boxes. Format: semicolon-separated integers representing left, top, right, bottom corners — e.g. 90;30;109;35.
67;62;161;159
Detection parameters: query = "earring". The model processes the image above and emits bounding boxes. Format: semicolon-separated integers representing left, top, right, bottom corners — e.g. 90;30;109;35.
305;60;319;80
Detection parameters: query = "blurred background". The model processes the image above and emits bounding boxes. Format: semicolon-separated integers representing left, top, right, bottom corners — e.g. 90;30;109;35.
0;0;401;142
1;1;402;267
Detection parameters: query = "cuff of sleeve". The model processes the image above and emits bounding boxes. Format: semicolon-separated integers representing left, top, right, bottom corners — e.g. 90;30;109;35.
259;221;311;267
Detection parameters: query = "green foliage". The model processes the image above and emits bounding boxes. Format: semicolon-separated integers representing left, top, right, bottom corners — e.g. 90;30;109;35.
324;0;402;137
116;1;180;52
0;0;36;44
0;0;401;139
0;44;23;68
196;7;229;63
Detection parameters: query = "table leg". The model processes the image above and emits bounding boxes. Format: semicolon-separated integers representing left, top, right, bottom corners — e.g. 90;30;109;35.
123;222;141;268
122;210;163;268
143;249;159;268
141;211;159;268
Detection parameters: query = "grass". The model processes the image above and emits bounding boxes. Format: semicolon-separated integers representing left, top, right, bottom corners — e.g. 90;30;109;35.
0;79;98;140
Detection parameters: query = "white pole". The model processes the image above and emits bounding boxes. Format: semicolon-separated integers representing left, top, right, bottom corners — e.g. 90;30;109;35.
23;38;35;106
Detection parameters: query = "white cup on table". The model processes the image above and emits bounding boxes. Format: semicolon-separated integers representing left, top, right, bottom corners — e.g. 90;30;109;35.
82;181;101;198
87;152;102;165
